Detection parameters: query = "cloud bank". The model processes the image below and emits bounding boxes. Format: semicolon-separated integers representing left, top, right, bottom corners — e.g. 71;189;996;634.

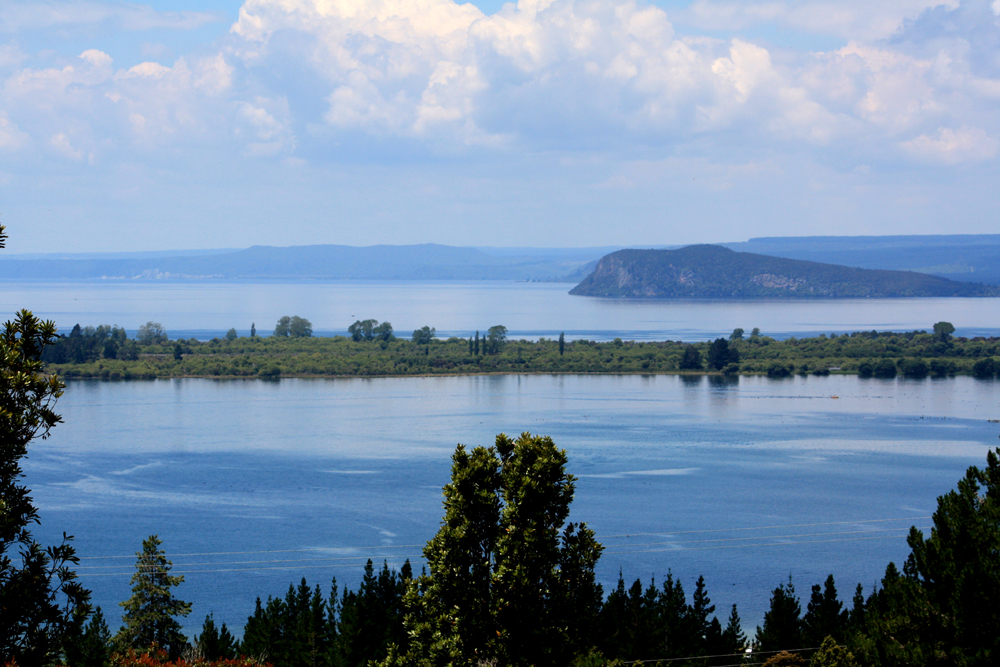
1;0;998;250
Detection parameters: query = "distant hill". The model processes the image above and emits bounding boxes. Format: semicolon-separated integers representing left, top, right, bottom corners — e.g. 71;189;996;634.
0;244;615;282
569;245;1000;298
723;235;1000;285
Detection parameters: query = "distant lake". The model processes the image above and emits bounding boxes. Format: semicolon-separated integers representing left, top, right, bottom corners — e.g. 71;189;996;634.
4;280;1000;341
27;373;1000;636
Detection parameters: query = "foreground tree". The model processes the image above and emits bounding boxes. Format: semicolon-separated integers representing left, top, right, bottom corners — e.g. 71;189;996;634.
382;432;604;667
115;535;192;659
0;224;91;665
902;447;1000;664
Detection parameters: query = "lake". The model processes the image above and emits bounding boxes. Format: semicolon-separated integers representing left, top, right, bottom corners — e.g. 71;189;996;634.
27;373;1000;636
5;280;1000;341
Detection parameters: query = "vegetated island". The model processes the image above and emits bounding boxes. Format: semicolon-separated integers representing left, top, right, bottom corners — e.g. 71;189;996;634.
41;320;1000;380
569;244;1000;298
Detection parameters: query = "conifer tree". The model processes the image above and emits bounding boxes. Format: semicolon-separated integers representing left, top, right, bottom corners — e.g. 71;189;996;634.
195;613;237;661
756;578;802;653
802;575;846;646
115;535;191;658
66;607;112;667
721;604;747;653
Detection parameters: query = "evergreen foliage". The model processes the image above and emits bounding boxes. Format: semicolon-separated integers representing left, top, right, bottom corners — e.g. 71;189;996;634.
756;578;802;653
115;535;192;659
802;575;847;646
195;614;237;661
66;606;112;667
0;223;91;666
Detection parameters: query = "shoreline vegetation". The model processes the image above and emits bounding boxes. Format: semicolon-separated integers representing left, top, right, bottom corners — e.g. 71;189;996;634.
41;319;1000;381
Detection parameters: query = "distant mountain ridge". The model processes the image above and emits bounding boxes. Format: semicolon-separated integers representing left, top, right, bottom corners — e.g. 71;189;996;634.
569;245;1000;298
723;234;1000;285
3;235;1000;285
0;243;610;282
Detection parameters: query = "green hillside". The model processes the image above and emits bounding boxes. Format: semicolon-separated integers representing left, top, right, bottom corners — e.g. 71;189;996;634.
569;245;1000;298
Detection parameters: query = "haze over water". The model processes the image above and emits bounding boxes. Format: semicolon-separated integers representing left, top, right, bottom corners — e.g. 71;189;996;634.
5;281;1000;341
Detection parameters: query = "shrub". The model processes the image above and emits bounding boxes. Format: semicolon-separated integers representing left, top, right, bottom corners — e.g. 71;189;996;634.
767;363;791;378
873;359;897;379
973;358;996;379
900;359;929;378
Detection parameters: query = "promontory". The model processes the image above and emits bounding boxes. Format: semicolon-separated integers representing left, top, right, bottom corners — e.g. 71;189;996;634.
569;245;1000;299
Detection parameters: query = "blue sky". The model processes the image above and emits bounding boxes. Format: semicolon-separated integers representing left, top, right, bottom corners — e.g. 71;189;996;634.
2;0;999;253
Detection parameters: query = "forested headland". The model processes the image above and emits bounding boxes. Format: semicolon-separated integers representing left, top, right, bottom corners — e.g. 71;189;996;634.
569;245;1000;298
40;318;1000;380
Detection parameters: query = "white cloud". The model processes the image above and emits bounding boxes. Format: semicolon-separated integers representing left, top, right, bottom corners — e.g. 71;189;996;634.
901;125;1000;162
0;113;27;149
0;0;996;174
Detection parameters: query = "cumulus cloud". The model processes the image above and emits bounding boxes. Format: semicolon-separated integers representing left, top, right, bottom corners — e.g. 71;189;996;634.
901;125;999;162
220;0;1000;163
0;0;997;168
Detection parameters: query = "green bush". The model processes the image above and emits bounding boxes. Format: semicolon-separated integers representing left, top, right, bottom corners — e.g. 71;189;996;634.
900;358;929;378
973;358;996;379
767;363;791;378
873;359;897;379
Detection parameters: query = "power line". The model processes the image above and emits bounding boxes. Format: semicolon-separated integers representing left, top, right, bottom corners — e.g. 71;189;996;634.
77;516;929;563
600;516;930;539
628;645;826;665
601;526;928;549
78;530;922;579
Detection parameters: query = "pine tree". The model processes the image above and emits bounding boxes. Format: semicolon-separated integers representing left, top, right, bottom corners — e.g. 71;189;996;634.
65;606;112;667
195;614;237;661
721;604;747;653
558;332;565;356
802;575;846;646
689;575;716;654
756;577;802;653
115;535;192;658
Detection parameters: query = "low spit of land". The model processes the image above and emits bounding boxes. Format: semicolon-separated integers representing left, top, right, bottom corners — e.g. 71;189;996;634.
42;329;1000;380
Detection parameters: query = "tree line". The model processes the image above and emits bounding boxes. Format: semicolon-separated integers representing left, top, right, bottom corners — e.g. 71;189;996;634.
39;318;1000;380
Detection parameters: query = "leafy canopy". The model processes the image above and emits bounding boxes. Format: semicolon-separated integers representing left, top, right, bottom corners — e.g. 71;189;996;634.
383;432;604;667
0;223;91;666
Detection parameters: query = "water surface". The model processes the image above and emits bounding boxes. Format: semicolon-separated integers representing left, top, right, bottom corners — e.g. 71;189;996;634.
5;280;1000;341
27;374;1000;635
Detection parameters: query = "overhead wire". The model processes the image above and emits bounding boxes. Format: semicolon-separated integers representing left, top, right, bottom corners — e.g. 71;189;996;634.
77;516;931;565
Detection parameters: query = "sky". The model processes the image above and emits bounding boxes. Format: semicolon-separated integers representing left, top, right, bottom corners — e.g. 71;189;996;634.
1;0;999;253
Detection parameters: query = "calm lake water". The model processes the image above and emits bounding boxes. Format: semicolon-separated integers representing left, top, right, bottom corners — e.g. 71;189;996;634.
27;373;1000;636
5;280;1000;341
